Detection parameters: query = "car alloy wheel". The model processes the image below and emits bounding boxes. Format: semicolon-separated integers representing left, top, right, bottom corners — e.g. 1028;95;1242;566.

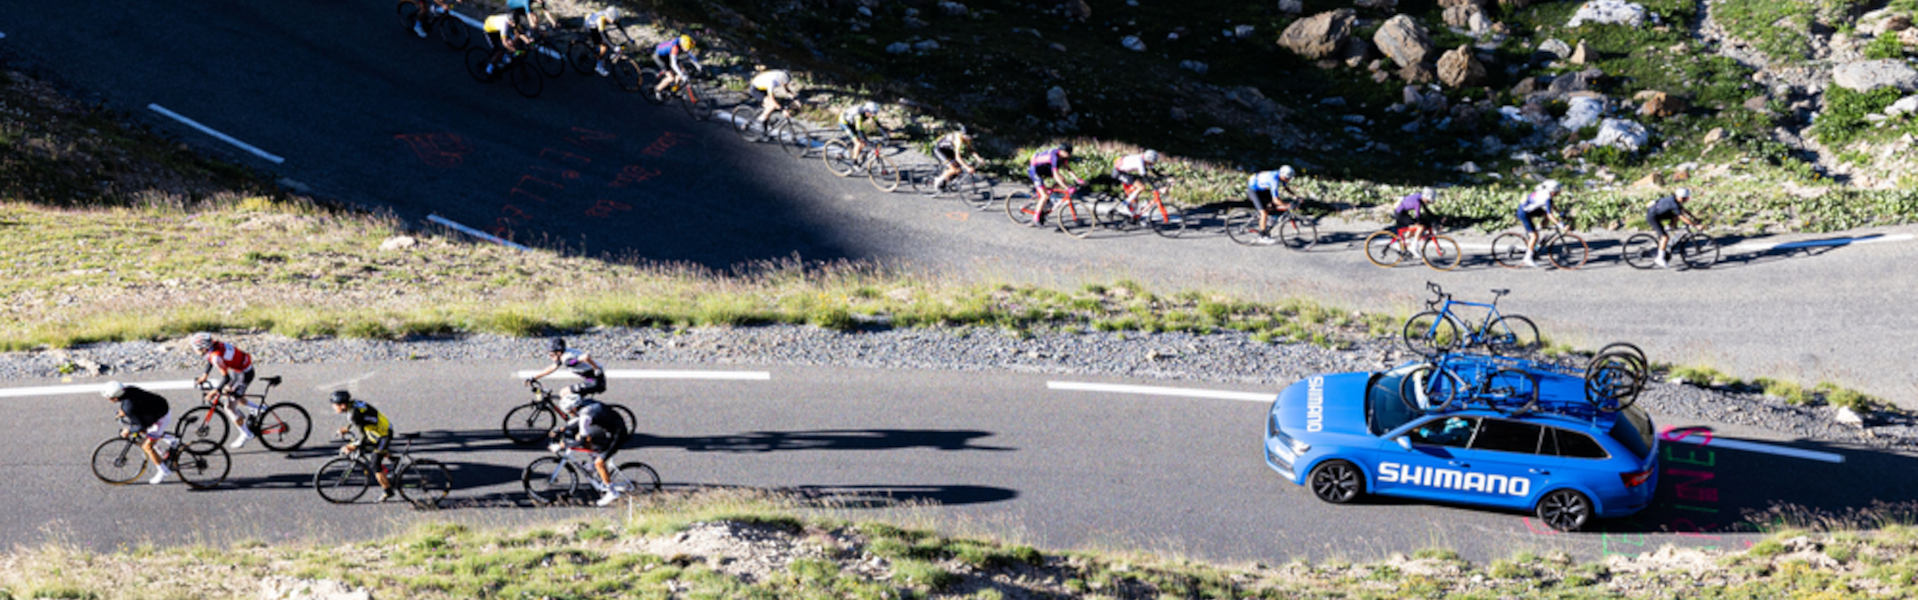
1308;460;1362;504
1536;489;1592;532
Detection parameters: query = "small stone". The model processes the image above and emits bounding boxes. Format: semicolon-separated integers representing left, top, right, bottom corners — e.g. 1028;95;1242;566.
379;235;418;251
1538;38;1571;60
885;42;910;54
1569;40;1591;65
1278;0;1304;14
856;5;872;17
912;39;940;51
1836;406;1865;427
1235;25;1257;38
1179;60;1209;74
1121;35;1146;51
1049;42;1068;52
1457;161;1480;173
1885;95;1918;117
1046;86;1072;114
938;1;968;17
1203;126;1225;135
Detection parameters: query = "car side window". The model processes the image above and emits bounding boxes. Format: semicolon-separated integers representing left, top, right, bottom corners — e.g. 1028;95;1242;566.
1549;428;1611;459
1406;416;1477;448
1470;419;1544;454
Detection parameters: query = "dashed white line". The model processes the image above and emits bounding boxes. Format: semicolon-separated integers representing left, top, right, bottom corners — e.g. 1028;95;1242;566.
1046;381;1272;402
513;369;772;381
0;380;196;399
146;103;285;164
427;213;531;251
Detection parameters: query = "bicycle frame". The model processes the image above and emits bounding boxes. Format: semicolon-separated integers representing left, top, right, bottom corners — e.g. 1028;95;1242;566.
1421;285;1507;346
187;377;279;428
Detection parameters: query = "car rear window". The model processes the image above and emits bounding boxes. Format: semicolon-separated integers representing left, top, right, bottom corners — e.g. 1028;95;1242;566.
1471;419;1544;454
1367;367;1422;436
1605;404;1656;461
1546;427;1610;459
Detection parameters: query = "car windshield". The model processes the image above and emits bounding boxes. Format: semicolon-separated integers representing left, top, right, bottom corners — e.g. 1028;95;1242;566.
1367;364;1423;436
1606;402;1657;461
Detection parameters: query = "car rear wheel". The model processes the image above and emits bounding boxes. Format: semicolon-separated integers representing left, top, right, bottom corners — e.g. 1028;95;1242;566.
1536;489;1593;532
1308;460;1363;504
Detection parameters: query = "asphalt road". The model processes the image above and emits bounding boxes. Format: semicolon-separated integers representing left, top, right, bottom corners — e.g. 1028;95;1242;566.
7;364;1911;563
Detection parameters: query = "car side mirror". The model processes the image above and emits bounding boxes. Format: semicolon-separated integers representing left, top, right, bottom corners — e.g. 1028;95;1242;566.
1396;437;1413;451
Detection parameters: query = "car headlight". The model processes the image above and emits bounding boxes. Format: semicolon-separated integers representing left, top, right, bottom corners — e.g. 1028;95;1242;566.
1290;439;1311;455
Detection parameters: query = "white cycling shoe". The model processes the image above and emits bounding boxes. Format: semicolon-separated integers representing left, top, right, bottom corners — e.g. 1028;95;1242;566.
596;490;624;506
229;430;253;449
148;467;172;485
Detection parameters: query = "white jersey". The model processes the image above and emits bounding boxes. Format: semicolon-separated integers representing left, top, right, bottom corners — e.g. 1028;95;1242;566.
1519;190;1555;212
751;70;792;92
1114;154;1148;175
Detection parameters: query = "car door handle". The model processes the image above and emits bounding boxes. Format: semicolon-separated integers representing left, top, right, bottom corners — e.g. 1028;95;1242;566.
1528;468;1550;475
1448;461;1470;468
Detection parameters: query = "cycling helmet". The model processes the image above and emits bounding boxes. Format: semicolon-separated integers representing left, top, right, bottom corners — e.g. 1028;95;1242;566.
1421;187;1436;201
1143;150;1161;164
548;338;567;353
557;392;583;414
1058;141;1074;153
679;34;695;50
861;101;879;113
187;332;214;352
1277;165;1295;181
1541;179;1561;193
955;124;967;135
329;390;353;405
1675;187;1692;200
101;381;126;399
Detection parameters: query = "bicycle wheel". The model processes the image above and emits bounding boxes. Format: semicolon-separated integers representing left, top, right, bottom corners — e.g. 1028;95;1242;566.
1054;196;1097;239
1222;208;1265;246
612;462;662;495
1482;369;1540;415
173;441;231;489
397;1;424;34
532;40;566;78
954;174;996;209
1403;311;1463;357
1148;203;1187;238
773;119;811;157
867;152;902;192
1364;231;1405;267
1544;232;1590;270
174;405;231;447
1584;353;1646;412
254;403;312;451
732;107;764;141
1004;194;1041;225
315;458;373;504
638;67;670;105
1621;233;1659;269
1676;232;1720;269
397;459;453;508
1596;342;1648;369
1399;364;1463;413
565;39;597;75
465;47;496;82
1421;235;1463;271
502;402;559;445
609;404;638;436
523;456;580;505
1489;232;1528;268
1092;197;1132;230
822;139;858;177
435;14;471;50
1276;214;1316;250
1484;315;1541;356
91;438;148;485
682;85;716;121
509;62;544;98
607;55;643;92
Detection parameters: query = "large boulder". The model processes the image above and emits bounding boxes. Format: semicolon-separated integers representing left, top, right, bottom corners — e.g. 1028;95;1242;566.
1443;2;1492;35
1637;91;1687;118
1561;95;1607;130
1538;38;1572;60
1373;14;1436;70
1436;45;1487;88
1832;59;1918;92
1859;8;1914;36
1279;9;1357;60
1592;118;1650;151
1566;0;1649;28
1546;67;1604;98
1046;86;1072;114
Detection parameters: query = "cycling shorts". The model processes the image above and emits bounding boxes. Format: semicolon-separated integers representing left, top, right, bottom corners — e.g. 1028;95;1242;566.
1027;163;1055;185
1247;188;1278;213
1647;206;1680;238
1116;171;1141;188
934;144;958;165
1394;210;1432;230
567;379;607;399
839;122;868;142
129;415;170;441
1518;206;1549;233
214;369;255;405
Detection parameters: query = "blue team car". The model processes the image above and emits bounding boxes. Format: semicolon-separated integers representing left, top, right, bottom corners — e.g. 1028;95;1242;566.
1263;360;1659;531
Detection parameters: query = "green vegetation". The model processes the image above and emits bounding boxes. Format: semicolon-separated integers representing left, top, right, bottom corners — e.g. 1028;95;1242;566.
1814;85;1918;149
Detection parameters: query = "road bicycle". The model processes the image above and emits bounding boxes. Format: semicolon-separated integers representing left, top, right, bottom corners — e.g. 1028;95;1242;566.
1403;282;1540;357
1399;356;1541;416
464;42;545;98
1364;225;1463;271
1223;206;1317;250
1092;177;1187;238
1491;224;1589;270
915;169;999;209
564;25;643;92
821;135;903;192
641;66;717;121
174;376;311;451
313;433;451;508
1004;185;1091;234
395;0;470;49
1622;224;1720;270
503;381;638;446
732;104;812;158
91;427;231;489
522;442;661;505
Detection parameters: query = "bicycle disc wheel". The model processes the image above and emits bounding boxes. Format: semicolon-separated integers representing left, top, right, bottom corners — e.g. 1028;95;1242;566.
1489;232;1527;268
1483;369;1540;415
464;47;495;82
1621;233;1658;269
435;14;470;50
173;441;230;489
1421;235;1463;271
1545;232;1590;270
397;459;453;508
613;462;662;495
1149;203;1187;238
1399;365;1462;413
1484;314;1541;356
1223;208;1264;246
1403;311;1463;357
315;458;373;503
255;403;312;451
1276;215;1316;250
822;139;858;177
1677;232;1720;269
174;406;231;447
523;456;579;505
639;67;669;105
509;63;544;98
1364;231;1405;267
91;438;147;485
867;153;902;192
532;41;566;78
773;119;811;157
608;55;643;92
502;402;559;445
1054;196;1097;239
565;39;597;75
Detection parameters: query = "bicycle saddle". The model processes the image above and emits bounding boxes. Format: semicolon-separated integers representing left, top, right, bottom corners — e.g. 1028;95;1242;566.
1490;289;1510;296
262;376;283;386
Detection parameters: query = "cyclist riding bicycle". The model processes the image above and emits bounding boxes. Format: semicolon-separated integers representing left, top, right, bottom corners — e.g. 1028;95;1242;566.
582;7;620;76
187;332;260;449
749;68;799;128
1647;187;1702;268
1246;165;1299;241
524;338;605;407
1393;186;1439;241
1517;179;1567;268
931;126;979;192
551;395;632;506
410;0;456;39
330;390;398;501
1026;142;1084;227
839;101;890;162
104;381;175;485
482;12;534;77
507;0;556;31
1113;149;1164;214
651;34;702;98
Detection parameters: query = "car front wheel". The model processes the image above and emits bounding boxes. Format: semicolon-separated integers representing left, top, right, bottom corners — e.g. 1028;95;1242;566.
1308;460;1364;504
1536;489;1594;531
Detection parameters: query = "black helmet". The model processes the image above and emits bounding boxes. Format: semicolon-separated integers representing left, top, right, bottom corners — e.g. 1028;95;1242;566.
329;390;352;405
1058;141;1074;154
548;338;566;353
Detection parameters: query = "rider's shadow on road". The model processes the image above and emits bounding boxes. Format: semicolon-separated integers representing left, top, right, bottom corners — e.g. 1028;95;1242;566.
631;428;1015;453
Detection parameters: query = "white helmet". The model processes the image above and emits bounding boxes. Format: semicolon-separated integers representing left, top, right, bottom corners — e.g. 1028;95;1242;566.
1142;150;1161;164
1277;165;1296;181
101;381;126;399
558;391;583;414
1540;179;1561;193
187;332;214;352
1421;187;1436;201
861;101;879;113
1675;187;1692;200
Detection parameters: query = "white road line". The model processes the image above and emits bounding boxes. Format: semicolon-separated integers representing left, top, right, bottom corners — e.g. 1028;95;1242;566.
1768;233;1914;251
0;380;197;398
427;213;531;251
145;104;285;164
312;371;379;391
513;369;772;381
1047;381;1272;402
1667;436;1845;463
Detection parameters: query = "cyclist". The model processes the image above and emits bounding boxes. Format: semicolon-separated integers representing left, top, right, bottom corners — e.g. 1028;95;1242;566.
1113;149;1164;216
330;390;398;501
1647;187;1702;268
524;338;606;407
1026;142;1084;227
409;0;456;39
582;6;621;77
1517;179;1567;268
104;381;175;485
551;395;632;506
188;332;260;449
1245;165;1300;242
748;68;798;129
652;34;702;98
481;12;534;77
507;0;555;31
930;126;979;192
839;101;890;164
1393;186;1438;242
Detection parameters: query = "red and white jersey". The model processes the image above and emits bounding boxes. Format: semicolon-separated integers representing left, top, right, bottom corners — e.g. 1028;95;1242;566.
204;342;253;373
1114;154;1148;176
